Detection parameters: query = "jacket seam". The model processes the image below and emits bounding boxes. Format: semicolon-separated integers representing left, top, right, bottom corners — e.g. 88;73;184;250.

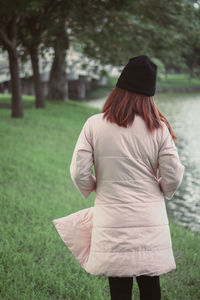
94;201;164;205
97;155;150;163
98;178;157;182
92;224;169;228
91;247;172;253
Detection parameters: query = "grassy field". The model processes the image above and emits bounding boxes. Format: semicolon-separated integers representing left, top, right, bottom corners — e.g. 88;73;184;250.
0;94;200;300
157;73;200;88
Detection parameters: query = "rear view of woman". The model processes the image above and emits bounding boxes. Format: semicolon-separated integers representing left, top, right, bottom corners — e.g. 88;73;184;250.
69;55;185;300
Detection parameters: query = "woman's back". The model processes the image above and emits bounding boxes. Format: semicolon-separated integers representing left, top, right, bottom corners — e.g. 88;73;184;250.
69;110;184;276
75;112;184;203
92;112;161;202
68;55;185;278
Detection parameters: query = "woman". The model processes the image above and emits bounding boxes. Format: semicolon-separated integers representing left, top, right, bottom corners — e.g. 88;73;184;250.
69;55;185;300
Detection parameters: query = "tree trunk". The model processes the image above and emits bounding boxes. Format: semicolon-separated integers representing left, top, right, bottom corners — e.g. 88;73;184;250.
189;67;194;81
8;48;24;118
47;44;68;101
29;46;45;108
47;17;69;101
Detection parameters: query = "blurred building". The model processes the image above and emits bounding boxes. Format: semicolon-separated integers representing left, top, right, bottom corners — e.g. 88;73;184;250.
0;45;119;100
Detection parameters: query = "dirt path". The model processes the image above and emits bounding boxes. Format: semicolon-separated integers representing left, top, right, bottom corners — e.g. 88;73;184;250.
84;97;107;110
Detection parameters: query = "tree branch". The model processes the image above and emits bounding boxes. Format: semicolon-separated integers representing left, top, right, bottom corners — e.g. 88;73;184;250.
0;28;12;49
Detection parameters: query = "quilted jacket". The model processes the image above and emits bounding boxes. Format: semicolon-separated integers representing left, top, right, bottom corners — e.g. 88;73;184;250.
58;112;185;277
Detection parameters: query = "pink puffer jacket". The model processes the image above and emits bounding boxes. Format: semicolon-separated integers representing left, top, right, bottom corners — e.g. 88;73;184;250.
53;112;185;277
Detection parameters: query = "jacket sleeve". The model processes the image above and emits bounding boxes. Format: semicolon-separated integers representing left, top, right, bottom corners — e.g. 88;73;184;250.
157;122;185;200
70;117;96;199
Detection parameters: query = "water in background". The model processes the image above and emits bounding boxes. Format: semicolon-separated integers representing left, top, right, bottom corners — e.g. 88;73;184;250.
154;93;200;234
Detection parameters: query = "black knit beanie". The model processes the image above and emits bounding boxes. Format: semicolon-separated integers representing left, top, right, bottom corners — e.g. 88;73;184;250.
116;55;157;96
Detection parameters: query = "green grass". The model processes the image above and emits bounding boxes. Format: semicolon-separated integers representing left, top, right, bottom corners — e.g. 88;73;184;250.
86;87;113;100
157;73;200;88
0;94;200;300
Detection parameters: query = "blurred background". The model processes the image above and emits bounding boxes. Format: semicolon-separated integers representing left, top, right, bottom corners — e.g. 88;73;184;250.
0;0;200;299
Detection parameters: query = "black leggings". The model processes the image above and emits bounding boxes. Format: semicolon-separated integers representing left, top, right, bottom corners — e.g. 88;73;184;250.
108;275;161;300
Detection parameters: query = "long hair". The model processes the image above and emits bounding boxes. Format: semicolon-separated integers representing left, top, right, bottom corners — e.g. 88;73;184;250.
101;87;177;141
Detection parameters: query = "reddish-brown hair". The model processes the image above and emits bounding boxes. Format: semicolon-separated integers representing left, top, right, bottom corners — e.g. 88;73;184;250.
101;87;177;141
